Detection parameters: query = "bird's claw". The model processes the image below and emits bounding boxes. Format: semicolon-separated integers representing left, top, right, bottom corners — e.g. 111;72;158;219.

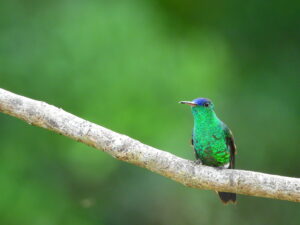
216;163;230;170
194;159;202;165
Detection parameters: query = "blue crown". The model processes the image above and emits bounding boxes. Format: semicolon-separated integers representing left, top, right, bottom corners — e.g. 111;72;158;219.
192;98;212;106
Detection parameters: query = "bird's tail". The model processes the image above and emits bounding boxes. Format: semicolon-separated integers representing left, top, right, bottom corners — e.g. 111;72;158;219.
218;192;237;204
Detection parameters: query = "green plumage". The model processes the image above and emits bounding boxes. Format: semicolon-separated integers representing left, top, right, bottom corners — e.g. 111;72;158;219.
180;98;237;204
192;106;231;167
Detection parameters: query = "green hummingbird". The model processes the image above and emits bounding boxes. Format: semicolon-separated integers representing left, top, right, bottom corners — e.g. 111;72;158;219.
180;98;237;204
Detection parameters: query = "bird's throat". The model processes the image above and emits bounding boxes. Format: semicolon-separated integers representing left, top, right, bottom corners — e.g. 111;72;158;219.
192;108;219;125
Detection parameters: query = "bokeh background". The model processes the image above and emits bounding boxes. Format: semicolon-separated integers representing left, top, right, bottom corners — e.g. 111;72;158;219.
0;0;299;224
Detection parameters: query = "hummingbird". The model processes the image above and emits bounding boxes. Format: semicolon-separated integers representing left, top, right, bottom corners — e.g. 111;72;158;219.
180;98;237;204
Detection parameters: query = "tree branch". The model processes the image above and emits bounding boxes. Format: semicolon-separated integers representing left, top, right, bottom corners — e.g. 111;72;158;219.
0;88;299;202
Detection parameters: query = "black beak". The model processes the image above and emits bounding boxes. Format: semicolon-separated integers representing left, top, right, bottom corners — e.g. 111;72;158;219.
179;101;197;106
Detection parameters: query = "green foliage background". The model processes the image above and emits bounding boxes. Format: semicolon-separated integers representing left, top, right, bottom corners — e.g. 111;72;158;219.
0;0;299;224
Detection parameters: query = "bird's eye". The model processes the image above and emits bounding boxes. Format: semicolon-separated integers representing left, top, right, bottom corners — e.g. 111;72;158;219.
203;102;210;107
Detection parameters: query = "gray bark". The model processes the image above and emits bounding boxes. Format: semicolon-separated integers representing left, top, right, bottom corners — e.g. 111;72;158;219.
0;88;299;202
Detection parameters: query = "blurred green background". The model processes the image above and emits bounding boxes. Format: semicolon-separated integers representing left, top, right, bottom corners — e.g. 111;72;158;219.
0;0;299;224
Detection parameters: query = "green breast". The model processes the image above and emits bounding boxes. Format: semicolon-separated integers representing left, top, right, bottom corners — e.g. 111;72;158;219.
193;120;230;167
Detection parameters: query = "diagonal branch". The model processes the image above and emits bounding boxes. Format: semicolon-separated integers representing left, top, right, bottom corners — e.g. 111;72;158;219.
0;88;299;202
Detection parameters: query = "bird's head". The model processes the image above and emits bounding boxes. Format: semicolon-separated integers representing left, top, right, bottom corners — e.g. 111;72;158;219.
179;98;214;115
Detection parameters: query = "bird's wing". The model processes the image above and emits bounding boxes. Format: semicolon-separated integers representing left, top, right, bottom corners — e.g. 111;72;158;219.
222;124;236;169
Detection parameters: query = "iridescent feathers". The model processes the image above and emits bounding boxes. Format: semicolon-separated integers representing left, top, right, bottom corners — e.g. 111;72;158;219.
181;97;237;204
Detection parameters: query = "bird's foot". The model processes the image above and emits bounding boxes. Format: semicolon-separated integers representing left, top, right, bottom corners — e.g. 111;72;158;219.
216;163;230;170
194;159;203;165
215;166;224;170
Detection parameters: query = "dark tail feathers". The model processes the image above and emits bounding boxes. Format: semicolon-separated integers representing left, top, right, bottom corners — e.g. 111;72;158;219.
218;192;237;204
